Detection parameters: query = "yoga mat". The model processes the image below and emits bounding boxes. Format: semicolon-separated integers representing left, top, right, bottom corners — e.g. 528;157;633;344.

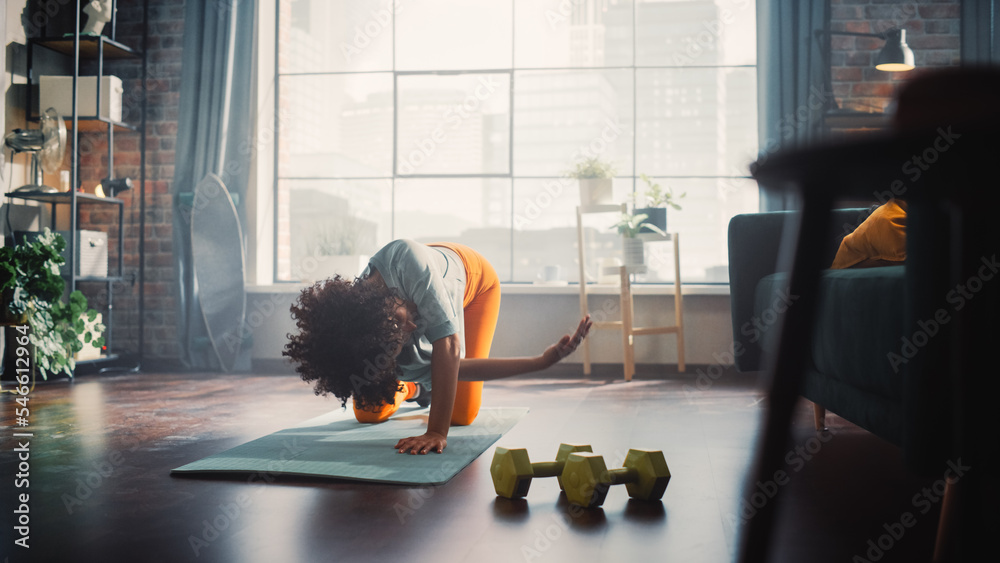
171;406;529;485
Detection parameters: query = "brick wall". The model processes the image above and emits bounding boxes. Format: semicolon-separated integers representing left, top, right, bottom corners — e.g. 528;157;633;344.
77;0;184;364
829;0;961;114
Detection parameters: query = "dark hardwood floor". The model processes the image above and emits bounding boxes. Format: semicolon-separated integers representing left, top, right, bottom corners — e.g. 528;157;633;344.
0;365;940;563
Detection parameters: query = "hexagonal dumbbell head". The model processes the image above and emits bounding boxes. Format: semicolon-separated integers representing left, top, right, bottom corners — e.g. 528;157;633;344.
491;447;534;499
562;449;671;508
553;443;593;489
491;444;592;499
562;452;613;508
620;449;671;501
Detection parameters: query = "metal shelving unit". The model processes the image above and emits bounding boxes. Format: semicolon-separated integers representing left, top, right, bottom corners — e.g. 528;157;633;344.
5;3;146;370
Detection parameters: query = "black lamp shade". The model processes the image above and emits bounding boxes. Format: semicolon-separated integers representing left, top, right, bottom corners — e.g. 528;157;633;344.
876;29;915;71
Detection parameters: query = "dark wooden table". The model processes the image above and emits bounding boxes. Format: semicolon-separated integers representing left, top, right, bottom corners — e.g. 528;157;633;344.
740;124;1000;563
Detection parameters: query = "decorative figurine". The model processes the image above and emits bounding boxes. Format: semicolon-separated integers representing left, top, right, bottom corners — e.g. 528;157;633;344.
81;0;115;36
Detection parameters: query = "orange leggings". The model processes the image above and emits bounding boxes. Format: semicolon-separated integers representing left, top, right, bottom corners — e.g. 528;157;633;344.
354;242;501;426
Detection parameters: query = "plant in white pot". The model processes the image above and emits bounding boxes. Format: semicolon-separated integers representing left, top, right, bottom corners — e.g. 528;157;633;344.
0;229;105;379
305;218;371;281
567;157;617;206
635;173;685;233
610;211;667;268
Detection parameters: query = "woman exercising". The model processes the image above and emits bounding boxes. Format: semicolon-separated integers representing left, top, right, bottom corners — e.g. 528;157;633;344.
283;239;592;455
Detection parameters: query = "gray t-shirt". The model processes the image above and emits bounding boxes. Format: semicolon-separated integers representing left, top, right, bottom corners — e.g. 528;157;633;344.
364;239;466;389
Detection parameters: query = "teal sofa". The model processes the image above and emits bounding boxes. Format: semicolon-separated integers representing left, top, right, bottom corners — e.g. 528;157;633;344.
727;208;909;446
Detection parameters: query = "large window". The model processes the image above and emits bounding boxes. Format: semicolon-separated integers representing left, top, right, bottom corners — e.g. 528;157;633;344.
276;0;757;284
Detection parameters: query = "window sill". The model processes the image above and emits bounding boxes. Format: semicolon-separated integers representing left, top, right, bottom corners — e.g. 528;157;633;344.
247;282;730;296
499;283;729;296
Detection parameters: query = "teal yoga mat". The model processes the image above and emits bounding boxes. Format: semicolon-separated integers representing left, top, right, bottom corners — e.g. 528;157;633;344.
171;406;529;485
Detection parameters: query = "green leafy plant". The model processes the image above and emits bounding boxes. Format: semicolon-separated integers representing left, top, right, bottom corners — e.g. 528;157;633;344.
639;173;686;211
0;229;65;321
0;229;105;378
309;217;369;256
610;212;667;238
566;156;617;179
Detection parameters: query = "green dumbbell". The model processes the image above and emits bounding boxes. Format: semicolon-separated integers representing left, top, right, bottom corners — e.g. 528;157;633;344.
491;443;593;499
561;449;671;508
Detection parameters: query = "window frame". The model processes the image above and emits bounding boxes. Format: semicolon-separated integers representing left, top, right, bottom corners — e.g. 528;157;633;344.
264;0;757;286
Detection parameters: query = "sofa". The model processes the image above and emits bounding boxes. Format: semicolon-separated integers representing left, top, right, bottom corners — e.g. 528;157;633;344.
727;207;910;447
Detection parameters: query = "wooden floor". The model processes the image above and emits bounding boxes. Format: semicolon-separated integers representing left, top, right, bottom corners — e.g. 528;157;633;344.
0;365;941;563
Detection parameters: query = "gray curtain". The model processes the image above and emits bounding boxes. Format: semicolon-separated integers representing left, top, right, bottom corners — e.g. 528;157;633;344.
173;0;257;370
961;1;1000;64
755;0;828;211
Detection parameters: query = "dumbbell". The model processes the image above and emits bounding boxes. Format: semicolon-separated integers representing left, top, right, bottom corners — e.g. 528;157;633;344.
491;443;593;499
561;449;671;508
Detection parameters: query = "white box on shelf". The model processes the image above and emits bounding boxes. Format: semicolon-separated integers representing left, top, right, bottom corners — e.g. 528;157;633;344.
39;75;123;122
13;230;108;278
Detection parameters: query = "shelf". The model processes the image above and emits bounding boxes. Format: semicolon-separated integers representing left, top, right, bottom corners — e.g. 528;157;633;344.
75;276;124;283
32;36;141;60
22;14;148;368
637;232;673;242
579;203;625;214
29;115;138;133
74;354;137;376
823;110;890;131
67;117;138;133
5;192;123;206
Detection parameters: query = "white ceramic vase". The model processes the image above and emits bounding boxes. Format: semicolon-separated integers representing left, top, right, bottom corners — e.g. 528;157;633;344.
578;178;613;205
622;237;644;268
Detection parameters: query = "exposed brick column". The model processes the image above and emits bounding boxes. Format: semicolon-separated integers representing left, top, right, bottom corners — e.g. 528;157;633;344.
829;0;961;114
76;0;184;365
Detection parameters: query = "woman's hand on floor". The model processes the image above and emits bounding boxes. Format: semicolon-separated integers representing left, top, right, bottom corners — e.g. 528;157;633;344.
395;431;447;454
542;315;593;367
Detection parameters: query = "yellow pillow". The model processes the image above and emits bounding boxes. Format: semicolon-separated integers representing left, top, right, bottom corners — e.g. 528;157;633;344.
831;200;907;270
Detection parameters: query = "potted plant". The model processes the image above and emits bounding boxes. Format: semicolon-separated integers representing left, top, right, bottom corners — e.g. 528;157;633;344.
304;218;371;281
611;212;667;268
1;229;105;379
567;156;617;206
636;173;685;232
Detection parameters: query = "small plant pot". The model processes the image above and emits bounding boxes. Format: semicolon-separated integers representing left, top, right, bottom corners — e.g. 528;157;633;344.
622;237;645;267
579;178;613;206
298;254;371;283
635;207;667;233
1;289;28;327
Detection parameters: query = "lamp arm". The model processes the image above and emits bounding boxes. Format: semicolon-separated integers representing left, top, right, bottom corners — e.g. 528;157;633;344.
814;29;887;41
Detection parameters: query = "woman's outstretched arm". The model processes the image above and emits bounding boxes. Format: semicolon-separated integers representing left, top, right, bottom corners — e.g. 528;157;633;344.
458;316;592;381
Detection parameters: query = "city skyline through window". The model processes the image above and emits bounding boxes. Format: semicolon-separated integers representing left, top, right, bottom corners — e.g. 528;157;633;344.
276;0;758;284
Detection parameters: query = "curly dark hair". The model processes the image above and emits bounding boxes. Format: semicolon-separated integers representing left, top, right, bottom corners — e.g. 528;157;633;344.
283;275;406;411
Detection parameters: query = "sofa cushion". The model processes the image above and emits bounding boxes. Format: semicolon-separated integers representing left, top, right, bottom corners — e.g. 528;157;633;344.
755;265;906;401
831;200;907;269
